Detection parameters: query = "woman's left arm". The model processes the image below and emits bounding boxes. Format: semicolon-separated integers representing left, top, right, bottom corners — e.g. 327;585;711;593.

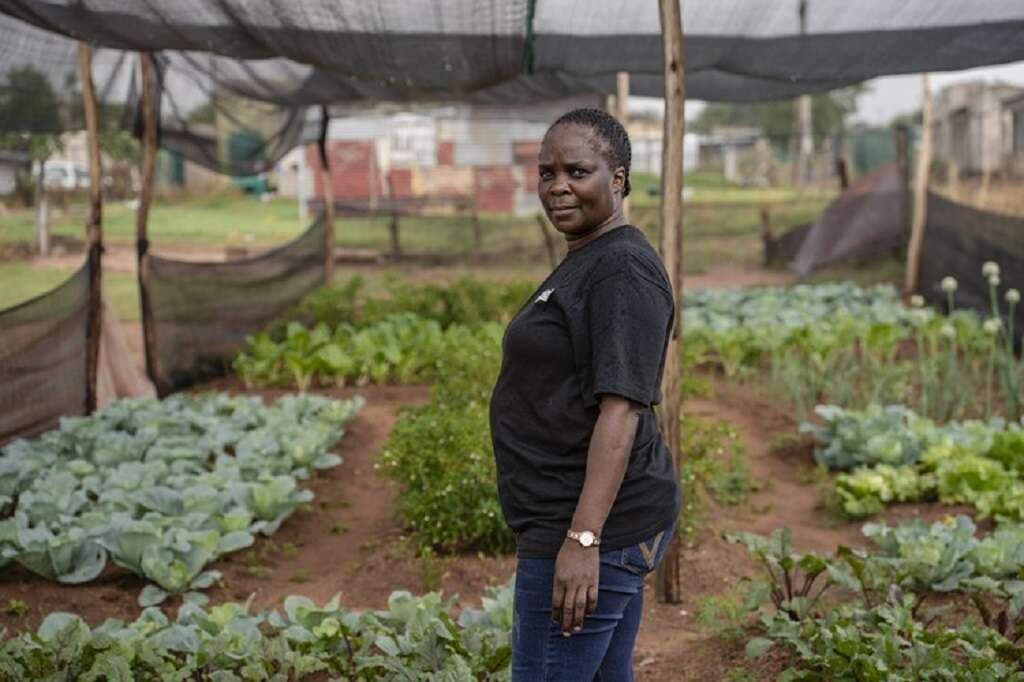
551;394;640;636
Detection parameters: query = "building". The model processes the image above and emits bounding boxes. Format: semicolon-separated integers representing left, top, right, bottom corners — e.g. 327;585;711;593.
1005;92;1024;177
932;81;1024;175
0;150;30;197
303;98;599;216
697;126;772;184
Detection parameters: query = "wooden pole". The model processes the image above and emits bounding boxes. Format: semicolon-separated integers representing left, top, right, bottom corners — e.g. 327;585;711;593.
386;173;401;260
317;106;336;285
617;71;631;224
534;213;558;269
79;43;104;415
136;52;161;392
904;74;933;296
895;125;911;235
655;0;685;605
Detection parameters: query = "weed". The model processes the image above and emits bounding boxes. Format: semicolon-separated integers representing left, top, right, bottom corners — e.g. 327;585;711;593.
3;599;27;617
696;584;755;643
247;565;273;579
289;569;311;583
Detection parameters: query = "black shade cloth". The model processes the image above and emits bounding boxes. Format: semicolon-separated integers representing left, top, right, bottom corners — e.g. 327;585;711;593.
144;217;325;394
3;2;1024;175
0;262;89;445
790;162;907;277
919;193;1024;342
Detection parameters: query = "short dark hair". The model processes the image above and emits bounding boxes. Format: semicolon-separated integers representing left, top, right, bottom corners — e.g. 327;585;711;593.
547;108;632;198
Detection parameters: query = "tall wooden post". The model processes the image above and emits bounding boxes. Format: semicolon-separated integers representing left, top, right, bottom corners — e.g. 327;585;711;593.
791;0;812;187
904;74;933;296
655;0;686;605
136;52;161;392
617;71;631;224
895;125;911;236
79;43;103;414
318;106;336;285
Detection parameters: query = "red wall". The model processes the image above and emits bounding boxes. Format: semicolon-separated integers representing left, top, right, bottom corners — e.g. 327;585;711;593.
307;141;382;201
474;166;518;214
437;140;455;166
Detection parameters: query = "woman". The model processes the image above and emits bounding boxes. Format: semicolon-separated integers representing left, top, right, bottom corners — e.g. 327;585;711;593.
489;108;680;681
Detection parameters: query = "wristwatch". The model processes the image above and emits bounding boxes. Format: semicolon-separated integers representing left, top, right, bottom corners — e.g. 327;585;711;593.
566;529;601;548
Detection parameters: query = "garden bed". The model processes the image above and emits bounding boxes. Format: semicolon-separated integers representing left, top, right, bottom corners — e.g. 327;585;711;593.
0;375;980;680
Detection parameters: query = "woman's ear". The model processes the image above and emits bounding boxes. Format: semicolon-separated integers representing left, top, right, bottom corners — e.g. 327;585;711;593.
612;166;626;194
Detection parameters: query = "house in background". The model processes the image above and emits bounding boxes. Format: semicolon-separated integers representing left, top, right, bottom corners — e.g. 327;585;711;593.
0;150;30;197
1005;91;1024;177
932;80;1024;176
300;97;601;216
697;126;772;184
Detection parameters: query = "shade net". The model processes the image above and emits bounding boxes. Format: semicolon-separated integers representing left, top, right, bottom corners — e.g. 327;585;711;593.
0;262;89;445
919;193;1024;341
144;218;325;395
789;162;906;276
3;2;1024;174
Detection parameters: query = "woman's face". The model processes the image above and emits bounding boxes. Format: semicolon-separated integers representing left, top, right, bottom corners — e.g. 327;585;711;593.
537;124;625;237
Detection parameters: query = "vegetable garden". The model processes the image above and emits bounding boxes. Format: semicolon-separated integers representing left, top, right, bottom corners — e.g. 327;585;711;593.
3;261;1024;680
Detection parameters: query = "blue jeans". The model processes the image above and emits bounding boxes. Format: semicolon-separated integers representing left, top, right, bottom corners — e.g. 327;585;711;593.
511;525;675;682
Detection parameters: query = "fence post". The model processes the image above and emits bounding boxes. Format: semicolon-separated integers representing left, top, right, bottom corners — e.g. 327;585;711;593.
318;106;336;285
655;0;686;605
617;71;631;225
904;74;933;296
79;43;103;414
136;52;162;393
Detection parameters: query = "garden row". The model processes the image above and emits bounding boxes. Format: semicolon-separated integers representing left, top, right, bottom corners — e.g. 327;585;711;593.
731;515;1024;680
0;583;513;680
0;393;362;606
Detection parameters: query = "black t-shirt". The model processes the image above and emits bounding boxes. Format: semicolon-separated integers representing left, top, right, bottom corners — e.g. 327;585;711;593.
489;225;680;558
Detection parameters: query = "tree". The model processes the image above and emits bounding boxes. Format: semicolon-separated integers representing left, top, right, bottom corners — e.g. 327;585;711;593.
0;66;64;254
693;85;867;153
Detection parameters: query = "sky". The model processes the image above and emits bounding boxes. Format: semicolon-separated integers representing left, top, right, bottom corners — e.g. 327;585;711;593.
633;60;1024;126
855;61;1024;125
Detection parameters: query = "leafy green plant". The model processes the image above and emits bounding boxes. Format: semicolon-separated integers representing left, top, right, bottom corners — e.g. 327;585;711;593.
0;583;514;680
735;519;1024;680
3;599;27;618
0;392;361;604
679;415;754;543
379;323;512;553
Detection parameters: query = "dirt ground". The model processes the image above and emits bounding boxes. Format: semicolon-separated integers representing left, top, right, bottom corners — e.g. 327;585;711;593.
0;371;975;680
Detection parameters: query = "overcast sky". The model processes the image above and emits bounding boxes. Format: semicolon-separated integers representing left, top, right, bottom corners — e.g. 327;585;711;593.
855;60;1024;125
635;60;1024;126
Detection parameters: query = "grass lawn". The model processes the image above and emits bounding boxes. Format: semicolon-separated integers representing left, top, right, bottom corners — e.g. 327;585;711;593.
0;263;140;321
0;192;307;248
0;174;847;311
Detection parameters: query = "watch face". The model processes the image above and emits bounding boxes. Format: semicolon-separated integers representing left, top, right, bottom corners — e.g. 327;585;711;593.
579;531;595;547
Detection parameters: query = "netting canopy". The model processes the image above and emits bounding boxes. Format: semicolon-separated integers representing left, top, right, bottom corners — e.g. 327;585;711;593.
2;1;1023;173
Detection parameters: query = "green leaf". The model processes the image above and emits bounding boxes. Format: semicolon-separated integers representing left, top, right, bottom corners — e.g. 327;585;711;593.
745;636;774;658
139;584;169;607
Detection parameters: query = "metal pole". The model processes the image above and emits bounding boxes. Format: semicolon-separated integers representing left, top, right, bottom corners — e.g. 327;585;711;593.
904;74;933;296
79;43;104;414
318;106;336;285
136;52;162;393
655;0;686;605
